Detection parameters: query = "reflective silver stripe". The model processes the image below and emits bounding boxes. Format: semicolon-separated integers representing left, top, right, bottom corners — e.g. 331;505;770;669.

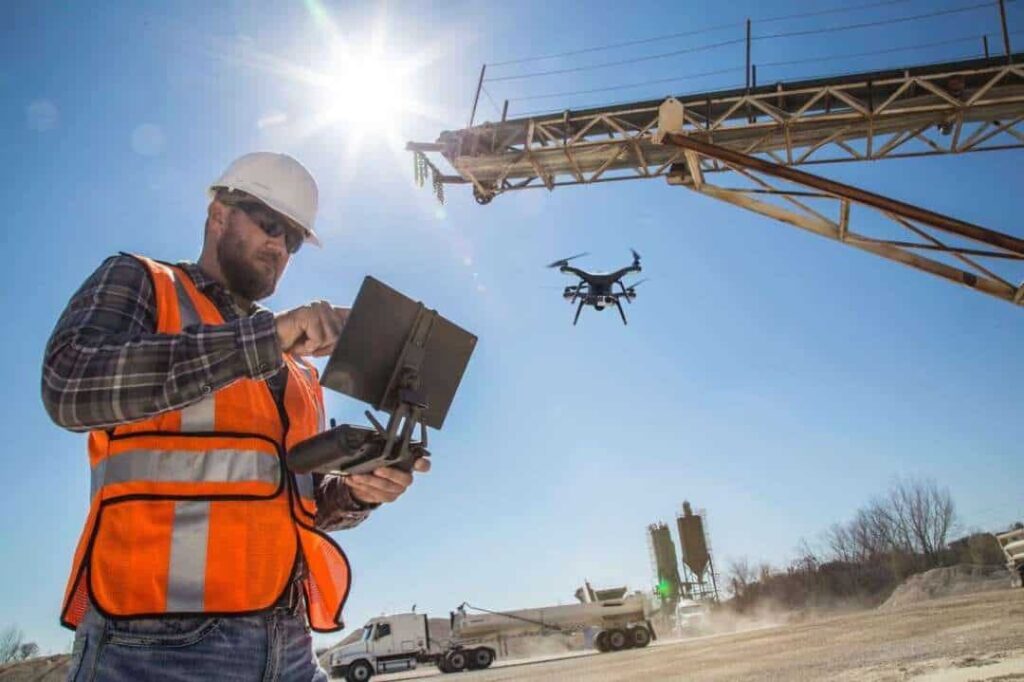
172;276;200;328
165;500;210;611
92;449;280;495
172;274;217;432
295;472;315;500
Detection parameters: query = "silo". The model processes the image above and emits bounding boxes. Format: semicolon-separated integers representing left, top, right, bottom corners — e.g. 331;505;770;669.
646;522;681;604
675;501;720;602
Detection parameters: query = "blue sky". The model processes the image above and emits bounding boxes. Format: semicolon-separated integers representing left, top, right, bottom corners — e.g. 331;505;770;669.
3;0;1023;654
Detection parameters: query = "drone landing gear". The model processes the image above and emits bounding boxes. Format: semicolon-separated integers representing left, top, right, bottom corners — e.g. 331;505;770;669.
613;299;628;325
617;281;632;303
573;300;585;326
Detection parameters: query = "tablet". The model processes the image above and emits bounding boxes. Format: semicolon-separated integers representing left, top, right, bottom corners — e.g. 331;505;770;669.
319;276;477;429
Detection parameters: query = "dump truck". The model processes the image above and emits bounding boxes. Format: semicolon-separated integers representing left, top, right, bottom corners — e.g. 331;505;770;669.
329;584;653;681
995;526;1024;587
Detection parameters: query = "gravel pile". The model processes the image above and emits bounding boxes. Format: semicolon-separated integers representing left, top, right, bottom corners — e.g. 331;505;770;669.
880;564;1009;611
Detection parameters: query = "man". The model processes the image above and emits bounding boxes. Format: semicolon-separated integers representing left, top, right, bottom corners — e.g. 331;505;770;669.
42;152;429;681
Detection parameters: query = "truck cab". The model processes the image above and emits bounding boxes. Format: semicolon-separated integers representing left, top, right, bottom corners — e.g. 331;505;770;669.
675;599;711;636
330;614;430;681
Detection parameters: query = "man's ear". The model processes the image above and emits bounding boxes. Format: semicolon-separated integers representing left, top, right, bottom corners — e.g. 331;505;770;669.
206;200;230;240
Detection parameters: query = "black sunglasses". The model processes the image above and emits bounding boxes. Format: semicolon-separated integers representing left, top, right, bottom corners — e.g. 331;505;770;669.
232;202;305;255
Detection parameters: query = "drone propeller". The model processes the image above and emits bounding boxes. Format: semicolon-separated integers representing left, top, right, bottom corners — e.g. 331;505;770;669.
630;248;641;266
623;278;648;303
547;252;589;269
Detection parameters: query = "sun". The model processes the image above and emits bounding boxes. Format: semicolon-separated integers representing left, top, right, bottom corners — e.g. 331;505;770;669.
312;42;420;142
210;3;443;164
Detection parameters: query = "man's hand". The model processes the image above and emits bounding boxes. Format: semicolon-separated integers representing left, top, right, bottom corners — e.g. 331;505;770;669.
275;302;349;357
345;457;431;505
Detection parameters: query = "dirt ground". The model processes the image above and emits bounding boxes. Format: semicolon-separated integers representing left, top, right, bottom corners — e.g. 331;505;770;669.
4;588;1022;681
378;587;1024;682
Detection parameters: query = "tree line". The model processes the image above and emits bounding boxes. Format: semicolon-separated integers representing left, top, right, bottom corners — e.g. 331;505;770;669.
725;478;1007;612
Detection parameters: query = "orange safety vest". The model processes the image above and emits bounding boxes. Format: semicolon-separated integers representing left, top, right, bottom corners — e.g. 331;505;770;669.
60;255;351;632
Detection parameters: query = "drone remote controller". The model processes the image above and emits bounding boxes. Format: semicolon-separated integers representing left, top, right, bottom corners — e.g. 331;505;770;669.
288;415;429;476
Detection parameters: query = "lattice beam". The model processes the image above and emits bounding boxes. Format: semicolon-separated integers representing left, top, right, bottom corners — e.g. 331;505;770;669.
408;55;1024;204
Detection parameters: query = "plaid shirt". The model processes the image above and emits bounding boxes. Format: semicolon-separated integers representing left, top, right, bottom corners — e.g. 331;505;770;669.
42;253;372;532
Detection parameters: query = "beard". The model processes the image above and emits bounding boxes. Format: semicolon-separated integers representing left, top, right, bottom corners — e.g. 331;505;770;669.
216;217;280;302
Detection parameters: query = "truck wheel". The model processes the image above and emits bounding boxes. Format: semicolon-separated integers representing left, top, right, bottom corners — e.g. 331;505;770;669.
595;630;610;652
445;650;468;673
467;647;494;670
346;660;373;682
606;628;628;651
629;625;652;648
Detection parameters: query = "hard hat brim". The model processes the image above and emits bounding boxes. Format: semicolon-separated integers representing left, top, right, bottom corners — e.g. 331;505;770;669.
209;185;321;248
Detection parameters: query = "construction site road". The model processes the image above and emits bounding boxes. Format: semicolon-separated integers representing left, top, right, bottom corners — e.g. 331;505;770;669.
374;588;1024;681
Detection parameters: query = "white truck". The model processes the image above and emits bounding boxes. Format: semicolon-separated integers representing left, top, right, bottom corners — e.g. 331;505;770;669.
674;598;711;636
329;586;654;681
995;526;1024;587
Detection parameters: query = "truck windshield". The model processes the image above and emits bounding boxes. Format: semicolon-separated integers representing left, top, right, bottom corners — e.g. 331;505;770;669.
361;625;373;642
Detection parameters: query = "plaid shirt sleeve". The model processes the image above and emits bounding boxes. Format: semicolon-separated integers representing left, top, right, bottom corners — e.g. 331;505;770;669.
41;254;284;432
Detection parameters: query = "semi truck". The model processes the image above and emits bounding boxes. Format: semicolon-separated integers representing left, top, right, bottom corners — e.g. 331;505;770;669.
329;585;653;681
995;525;1024;587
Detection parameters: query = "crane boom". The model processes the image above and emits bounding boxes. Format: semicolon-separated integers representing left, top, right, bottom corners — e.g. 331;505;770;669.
407;54;1024;307
409;55;1024;202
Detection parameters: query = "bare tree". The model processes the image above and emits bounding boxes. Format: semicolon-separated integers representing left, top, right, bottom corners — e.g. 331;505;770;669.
0;626;23;664
824;522;855;562
726;557;755;598
821;477;957;566
0;626;39;663
793;538;820;572
886;479;956;560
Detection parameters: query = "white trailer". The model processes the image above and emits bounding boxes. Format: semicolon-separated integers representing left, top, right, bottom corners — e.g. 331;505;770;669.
995;526;1024;587
329;591;653;681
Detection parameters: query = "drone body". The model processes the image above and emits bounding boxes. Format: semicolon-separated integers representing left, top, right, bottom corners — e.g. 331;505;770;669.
548;250;646;325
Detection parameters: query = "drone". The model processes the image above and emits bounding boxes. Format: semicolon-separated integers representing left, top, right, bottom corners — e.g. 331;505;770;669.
547;249;646;325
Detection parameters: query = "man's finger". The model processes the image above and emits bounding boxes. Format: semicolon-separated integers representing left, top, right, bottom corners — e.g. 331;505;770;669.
321;303;345;337
292;306;329;356
345;483;390;504
347;473;406;496
346;481;400;504
312;302;341;354
331;306;350;333
413;457;431;473
371;468;414;487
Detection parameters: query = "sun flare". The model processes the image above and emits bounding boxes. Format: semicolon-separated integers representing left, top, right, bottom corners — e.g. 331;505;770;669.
313;43;419;140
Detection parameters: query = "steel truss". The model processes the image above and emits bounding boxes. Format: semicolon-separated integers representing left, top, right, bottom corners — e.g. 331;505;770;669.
408;55;1024;204
654;125;1024;306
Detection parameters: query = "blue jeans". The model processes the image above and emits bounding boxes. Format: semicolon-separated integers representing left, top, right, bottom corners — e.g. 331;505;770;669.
66;603;330;681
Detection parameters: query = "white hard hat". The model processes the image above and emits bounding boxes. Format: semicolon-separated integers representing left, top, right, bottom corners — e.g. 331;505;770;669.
209;152;321;247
